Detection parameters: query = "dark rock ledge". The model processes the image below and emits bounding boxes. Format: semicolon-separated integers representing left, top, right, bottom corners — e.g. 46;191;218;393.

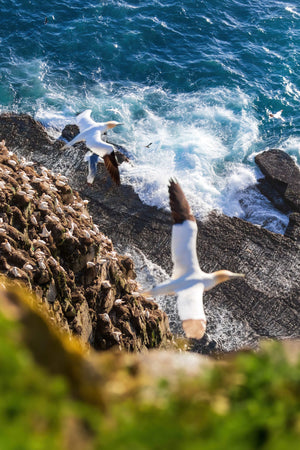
0;113;299;353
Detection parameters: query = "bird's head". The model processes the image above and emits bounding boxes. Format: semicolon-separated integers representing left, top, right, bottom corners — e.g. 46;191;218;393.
105;121;123;130
214;270;245;286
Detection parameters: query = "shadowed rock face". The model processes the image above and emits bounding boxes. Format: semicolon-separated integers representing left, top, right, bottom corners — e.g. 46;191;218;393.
0;113;299;353
255;149;300;242
255;149;300;212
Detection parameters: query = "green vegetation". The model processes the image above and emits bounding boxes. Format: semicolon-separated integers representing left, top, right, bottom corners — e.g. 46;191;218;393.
0;281;299;450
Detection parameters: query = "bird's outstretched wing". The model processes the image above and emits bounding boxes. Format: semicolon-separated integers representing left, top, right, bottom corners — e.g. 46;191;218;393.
168;180;201;278
176;284;206;339
169;179;195;224
76;110;96;132
103;152;120;185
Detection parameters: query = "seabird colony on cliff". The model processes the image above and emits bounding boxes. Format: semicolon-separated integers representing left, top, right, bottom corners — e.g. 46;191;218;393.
62;109;122;185
143;179;244;339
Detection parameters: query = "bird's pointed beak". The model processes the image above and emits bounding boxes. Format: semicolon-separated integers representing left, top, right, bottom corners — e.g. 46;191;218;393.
107;121;124;130
230;273;245;279
214;270;245;286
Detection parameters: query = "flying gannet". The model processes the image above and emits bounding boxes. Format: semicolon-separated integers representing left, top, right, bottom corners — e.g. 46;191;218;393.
143;179;245;340
268;109;285;121
62;110;123;185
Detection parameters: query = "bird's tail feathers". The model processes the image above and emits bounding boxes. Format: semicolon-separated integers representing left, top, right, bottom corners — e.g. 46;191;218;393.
84;151;93;161
87;174;95;184
85;153;100;185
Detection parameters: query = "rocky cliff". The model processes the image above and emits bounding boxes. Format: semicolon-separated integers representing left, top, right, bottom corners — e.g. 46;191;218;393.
0;137;171;351
0;113;299;353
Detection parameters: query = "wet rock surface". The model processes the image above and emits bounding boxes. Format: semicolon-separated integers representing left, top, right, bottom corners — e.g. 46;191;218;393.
0;137;171;351
256;149;300;212
0;113;299;353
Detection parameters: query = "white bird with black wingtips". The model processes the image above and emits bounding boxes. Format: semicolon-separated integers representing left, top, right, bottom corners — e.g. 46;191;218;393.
61;109;123;185
143;179;245;340
268;109;285;121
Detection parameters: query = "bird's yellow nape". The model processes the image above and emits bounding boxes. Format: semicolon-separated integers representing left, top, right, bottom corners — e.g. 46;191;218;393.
106;121;123;129
214;270;245;285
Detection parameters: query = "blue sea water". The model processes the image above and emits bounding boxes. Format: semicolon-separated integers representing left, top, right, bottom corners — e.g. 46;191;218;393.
0;0;299;232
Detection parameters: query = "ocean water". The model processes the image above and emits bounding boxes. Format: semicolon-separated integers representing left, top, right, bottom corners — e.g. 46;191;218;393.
1;0;299;233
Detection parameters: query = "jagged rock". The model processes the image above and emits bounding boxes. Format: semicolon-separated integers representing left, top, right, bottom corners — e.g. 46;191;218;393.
0;141;171;351
61;124;78;141
255;149;300;212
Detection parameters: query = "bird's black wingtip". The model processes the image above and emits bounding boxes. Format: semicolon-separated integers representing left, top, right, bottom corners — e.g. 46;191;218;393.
168;177;179;192
168;177;179;186
168;177;195;224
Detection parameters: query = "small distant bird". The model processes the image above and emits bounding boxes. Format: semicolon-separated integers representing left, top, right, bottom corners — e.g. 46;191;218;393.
11;267;21;278
61;110;123;185
56;180;66;187
268;109;285;121
37;259;47;270
2;239;12;253
33;239;47;246
142;179;245;340
82;230;91;239
31;215;38;226
41;225;51;238
145;142;152;148
38;201;48;211
47;256;58;266
42;194;52;201
86;261;95;268
66;205;76;214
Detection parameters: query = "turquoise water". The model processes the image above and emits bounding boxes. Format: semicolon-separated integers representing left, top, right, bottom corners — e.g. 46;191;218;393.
0;0;299;231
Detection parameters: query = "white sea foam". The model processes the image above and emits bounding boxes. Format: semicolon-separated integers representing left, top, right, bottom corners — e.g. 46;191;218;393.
281;136;300;163
32;82;290;233
285;6;300;17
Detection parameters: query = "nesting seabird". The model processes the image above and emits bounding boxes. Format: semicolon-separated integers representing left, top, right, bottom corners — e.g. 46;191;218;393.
41;224;51;238
61;109;122;185
142;179;245;340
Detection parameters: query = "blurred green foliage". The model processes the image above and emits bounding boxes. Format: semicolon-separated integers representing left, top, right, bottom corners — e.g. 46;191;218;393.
0;304;299;450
